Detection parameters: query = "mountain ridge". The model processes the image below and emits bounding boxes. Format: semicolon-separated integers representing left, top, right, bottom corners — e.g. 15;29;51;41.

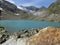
0;0;60;22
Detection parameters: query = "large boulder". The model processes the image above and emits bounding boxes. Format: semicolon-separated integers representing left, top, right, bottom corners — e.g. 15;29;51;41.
29;27;60;45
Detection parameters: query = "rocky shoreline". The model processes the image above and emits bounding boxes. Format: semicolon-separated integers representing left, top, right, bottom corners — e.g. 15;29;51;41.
0;27;41;44
0;26;60;45
13;28;41;38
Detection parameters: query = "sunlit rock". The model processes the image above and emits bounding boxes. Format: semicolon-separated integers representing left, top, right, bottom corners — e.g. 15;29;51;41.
29;27;60;45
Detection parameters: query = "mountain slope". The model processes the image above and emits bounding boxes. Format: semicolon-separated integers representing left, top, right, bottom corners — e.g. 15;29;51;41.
0;0;17;13
0;0;35;20
48;0;60;14
0;0;60;22
33;0;60;22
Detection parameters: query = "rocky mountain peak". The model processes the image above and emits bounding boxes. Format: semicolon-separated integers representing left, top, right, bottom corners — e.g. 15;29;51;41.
25;6;39;11
39;6;47;11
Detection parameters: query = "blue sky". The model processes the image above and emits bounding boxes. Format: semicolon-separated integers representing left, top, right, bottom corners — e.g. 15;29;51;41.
6;0;56;8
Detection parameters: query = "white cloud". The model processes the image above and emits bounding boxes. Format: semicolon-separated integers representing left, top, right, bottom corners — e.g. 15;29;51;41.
6;0;15;4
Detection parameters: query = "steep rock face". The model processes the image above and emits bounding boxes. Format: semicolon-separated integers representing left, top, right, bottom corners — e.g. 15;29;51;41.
0;0;17;13
29;27;60;45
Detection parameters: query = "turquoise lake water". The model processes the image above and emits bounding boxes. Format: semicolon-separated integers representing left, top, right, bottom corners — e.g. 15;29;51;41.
0;20;60;32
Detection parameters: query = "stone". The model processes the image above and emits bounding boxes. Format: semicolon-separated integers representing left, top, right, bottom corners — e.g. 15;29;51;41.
29;27;60;45
0;27;9;44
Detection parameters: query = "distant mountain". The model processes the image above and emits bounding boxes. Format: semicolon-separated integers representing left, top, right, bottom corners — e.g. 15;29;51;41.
18;6;47;16
25;6;39;11
31;0;60;22
42;0;60;22
0;0;34;20
0;0;60;22
33;6;47;16
18;6;39;14
18;6;47;15
39;6;47;11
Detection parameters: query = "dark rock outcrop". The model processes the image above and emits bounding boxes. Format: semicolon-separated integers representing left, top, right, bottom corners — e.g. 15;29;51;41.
0;27;9;44
0;0;17;13
13;28;41;38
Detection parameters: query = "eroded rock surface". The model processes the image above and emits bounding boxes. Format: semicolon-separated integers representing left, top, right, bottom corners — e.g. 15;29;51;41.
29;27;60;45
